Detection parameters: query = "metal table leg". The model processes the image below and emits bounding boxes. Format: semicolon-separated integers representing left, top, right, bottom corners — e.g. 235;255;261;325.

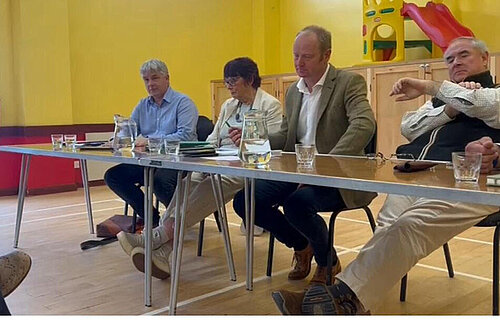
210;174;236;281
244;177;255;291
144;166;155;307
14;154;32;248
80;159;94;234
169;171;192;315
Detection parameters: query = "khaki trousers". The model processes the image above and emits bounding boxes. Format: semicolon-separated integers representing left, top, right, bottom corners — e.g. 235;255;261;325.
337;194;498;310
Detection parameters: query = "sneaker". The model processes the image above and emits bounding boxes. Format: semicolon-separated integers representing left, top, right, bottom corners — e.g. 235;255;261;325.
130;241;173;280
239;222;265;236
301;281;369;315
117;228;164;256
288;244;314;280
0;250;32;297
309;260;342;285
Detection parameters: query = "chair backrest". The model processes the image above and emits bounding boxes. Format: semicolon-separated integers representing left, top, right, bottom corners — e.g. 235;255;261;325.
364;126;377;155
197;115;214;141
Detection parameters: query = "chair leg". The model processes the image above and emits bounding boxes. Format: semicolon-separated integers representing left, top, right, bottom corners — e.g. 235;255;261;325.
442;243;455;278
266;234;275;277
132;211;137;234
493;225;499;315
400;274;407;302
213;211;222;233
363;206;376;232
197;219;205;257
327;211;341;286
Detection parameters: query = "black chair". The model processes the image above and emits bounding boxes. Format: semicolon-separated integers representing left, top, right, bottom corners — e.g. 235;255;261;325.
399;212;500;315
196;115;214;141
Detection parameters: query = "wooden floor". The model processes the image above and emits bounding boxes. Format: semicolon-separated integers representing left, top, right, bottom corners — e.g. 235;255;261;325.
0;185;497;315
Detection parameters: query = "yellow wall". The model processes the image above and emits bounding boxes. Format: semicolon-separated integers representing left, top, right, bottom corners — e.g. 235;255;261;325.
279;0;364;72
456;0;500;53
68;0;254;124
0;0;497;127
0;0;16;125
10;0;74;126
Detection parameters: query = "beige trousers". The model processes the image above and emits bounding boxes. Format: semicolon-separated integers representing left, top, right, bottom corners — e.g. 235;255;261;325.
337;194;498;310
157;172;244;237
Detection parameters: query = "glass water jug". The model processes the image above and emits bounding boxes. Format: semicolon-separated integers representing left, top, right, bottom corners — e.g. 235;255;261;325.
238;110;271;166
112;114;137;153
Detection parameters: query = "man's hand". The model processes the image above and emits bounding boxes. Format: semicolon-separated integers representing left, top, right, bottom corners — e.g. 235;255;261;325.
465;136;499;174
228;127;242;146
390;78;435;101
458;81;482;90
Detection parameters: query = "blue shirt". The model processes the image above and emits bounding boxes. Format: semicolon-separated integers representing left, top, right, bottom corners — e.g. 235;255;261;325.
130;87;198;141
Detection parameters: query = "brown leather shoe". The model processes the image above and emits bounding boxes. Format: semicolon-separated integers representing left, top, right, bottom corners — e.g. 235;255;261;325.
272;289;306;315
309;259;342;285
288;244;314;280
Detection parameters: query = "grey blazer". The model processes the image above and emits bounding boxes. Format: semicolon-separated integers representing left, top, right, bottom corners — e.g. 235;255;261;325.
270;65;377;208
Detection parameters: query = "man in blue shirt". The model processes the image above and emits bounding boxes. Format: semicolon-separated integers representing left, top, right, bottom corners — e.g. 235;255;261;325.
104;59;198;225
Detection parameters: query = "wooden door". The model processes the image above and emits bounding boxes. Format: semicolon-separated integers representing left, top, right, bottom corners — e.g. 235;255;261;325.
260;77;278;99
211;81;231;123
372;64;425;156
424;61;449;101
277;75;298;107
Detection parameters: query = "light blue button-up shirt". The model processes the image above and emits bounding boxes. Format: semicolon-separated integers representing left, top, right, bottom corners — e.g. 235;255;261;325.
130;87;198;141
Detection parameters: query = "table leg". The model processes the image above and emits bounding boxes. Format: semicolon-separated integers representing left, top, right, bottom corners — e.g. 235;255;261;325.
244;178;255;291
210;174;236;281
80;159;94;234
143;166;155;307
169;171;192;315
14;154;32;248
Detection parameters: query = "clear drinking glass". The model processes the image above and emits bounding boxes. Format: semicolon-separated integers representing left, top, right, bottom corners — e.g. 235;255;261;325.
164;140;180;155
238;110;271;167
51;134;64;150
295;144;316;168
452;152;482;182
148;137;163;154
64;134;77;150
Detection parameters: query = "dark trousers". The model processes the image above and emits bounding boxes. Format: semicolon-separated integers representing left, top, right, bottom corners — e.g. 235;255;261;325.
0;292;10;315
233;179;346;266
104;164;179;224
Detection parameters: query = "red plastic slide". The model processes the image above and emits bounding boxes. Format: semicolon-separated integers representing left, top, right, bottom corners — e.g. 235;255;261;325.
402;2;474;52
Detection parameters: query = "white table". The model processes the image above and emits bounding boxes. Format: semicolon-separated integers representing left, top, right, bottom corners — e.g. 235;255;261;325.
139;152;500;314
4;145;500;314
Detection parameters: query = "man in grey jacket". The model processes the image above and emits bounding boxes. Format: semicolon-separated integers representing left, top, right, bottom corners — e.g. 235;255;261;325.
233;25;376;285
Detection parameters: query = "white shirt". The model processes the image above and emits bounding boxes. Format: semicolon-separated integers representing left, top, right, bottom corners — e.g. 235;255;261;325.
296;66;329;145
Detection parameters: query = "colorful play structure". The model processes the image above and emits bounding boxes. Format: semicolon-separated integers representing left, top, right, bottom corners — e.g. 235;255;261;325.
363;0;475;63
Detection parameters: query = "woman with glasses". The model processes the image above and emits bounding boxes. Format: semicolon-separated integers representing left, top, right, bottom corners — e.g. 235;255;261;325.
117;57;282;279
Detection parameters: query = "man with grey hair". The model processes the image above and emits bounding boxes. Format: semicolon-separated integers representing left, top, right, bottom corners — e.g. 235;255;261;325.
105;59;198;226
272;37;500;315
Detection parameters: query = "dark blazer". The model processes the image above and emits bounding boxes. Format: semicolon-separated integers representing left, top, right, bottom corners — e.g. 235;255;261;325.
270;65;377;208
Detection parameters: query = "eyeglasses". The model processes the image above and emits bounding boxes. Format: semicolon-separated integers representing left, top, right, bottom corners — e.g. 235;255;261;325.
224;77;240;87
366;152;415;162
